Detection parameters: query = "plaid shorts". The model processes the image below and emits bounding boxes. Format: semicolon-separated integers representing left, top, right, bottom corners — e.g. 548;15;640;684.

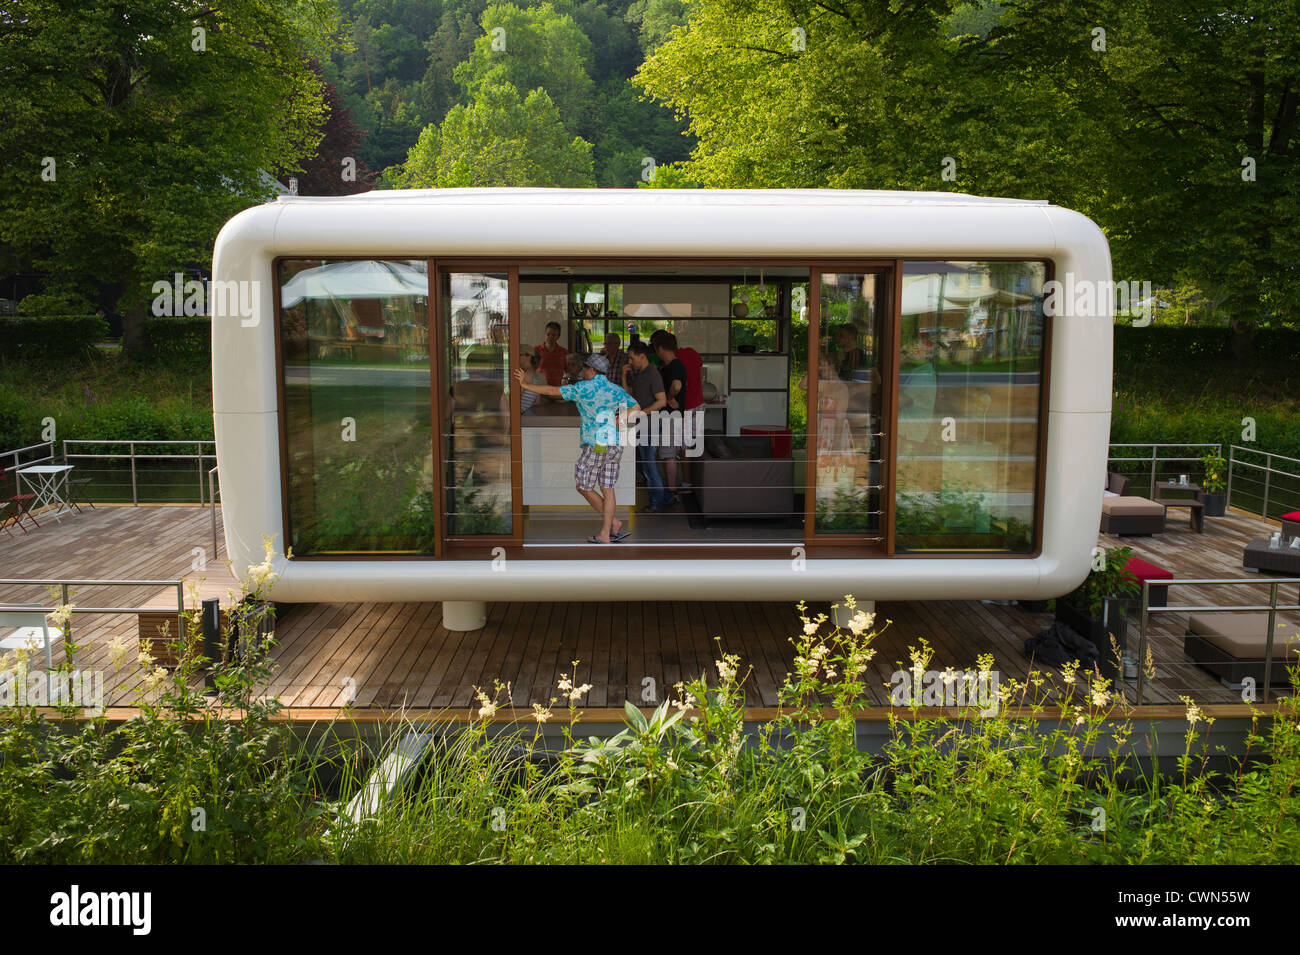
575;444;624;490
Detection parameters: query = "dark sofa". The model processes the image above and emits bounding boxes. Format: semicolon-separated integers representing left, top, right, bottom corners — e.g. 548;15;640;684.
695;435;796;520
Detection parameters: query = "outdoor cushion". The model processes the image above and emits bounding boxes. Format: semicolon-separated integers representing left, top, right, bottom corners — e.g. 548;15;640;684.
1282;511;1300;521
1101;496;1164;517
727;436;773;458
1186;613;1300;660
1124;556;1173;582
1106;472;1130;496
704;436;732;458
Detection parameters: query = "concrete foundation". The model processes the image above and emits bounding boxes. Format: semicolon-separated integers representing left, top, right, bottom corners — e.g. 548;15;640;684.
442;600;487;632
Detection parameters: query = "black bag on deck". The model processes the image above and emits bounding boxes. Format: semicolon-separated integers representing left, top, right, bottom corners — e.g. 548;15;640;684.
1024;622;1100;669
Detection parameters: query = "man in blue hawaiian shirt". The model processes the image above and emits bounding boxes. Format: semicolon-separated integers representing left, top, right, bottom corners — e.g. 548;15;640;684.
515;352;641;543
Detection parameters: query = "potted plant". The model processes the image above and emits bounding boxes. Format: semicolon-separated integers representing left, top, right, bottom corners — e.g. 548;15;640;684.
1198;451;1227;516
1055;545;1140;681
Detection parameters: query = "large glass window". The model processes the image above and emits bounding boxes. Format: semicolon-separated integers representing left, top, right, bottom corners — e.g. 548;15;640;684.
278;259;435;555
895;261;1047;552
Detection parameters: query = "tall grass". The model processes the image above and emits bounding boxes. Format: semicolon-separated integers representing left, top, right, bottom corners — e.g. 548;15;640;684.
324;608;1300;864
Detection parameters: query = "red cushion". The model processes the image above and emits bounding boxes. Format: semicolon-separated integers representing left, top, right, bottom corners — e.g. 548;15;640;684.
1282;511;1300;521
1124;556;1173;581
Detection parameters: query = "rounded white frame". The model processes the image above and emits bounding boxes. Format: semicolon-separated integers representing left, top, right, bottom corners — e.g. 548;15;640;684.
211;188;1112;603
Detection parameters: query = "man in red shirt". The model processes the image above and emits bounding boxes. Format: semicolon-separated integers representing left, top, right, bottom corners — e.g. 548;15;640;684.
534;321;568;387
676;342;704;414
674;338;704;489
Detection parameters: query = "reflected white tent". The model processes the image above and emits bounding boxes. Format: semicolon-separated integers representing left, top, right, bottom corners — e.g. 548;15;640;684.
281;260;428;308
900;273;1036;316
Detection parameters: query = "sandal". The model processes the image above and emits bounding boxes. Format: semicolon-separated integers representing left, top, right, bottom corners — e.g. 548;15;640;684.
586;535;611;543
611;532;631;542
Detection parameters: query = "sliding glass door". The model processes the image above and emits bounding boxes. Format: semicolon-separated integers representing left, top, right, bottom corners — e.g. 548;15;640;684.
806;268;890;545
438;268;521;543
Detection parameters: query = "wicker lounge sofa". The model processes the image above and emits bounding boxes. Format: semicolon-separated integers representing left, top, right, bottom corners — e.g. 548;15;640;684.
1183;612;1300;687
1100;472;1166;536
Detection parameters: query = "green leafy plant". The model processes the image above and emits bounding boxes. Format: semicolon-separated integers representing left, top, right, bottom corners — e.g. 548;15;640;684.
1065;545;1140;619
1201;451;1228;494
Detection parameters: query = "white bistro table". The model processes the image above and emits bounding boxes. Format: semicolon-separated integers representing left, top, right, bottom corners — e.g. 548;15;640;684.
16;464;76;522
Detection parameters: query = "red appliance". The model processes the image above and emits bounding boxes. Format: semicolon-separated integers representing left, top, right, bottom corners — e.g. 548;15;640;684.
740;424;793;458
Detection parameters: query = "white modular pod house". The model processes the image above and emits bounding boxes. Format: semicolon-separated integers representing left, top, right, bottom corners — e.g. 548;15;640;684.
211;188;1112;610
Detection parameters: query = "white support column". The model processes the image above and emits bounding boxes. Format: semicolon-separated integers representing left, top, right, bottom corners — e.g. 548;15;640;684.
442;600;487;632
831;600;875;629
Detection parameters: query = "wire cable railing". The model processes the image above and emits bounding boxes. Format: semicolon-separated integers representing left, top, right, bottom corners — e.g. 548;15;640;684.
1;440;219;508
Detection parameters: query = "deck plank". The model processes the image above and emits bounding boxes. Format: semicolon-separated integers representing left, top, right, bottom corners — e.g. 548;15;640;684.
2;504;1294;712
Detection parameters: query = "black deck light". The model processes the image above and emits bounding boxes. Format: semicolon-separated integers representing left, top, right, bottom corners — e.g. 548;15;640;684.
201;597;220;692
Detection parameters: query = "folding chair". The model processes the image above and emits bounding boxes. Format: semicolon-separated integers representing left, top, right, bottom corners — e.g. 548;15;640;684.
60;455;95;512
0;469;39;530
0;500;22;536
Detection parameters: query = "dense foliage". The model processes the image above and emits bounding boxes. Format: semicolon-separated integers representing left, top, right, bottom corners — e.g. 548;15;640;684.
637;0;1300;328
329;0;695;186
0;0;342;316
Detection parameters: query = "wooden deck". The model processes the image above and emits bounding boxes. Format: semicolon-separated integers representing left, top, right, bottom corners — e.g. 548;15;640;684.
1;503;1294;714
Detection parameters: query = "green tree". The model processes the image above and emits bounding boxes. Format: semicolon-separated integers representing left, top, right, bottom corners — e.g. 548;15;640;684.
625;0;691;53
389;79;596;186
637;0;1300;332
635;0;964;189
453;3;599;137
0;0;339;330
978;0;1300;332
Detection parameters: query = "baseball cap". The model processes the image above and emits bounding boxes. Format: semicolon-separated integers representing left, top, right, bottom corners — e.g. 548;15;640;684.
584;353;610;375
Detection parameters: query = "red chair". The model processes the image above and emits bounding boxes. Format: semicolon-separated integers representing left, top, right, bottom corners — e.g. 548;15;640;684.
0;469;40;531
1123;556;1173;608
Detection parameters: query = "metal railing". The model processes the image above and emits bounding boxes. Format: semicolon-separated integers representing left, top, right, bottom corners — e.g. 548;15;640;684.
60;439;217;506
2;440;218;507
0;577;185;621
1107;443;1221;499
0;440;57;473
1227;445;1300;522
1136;577;1300;704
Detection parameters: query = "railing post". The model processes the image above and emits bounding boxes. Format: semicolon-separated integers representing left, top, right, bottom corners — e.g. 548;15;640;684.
1262;452;1271;520
197;445;204;506
1262;580;1278;704
209;467;219;559
1135;580;1150;705
1227;445;1235;510
130;441;138;506
1149;446;1157;498
60;582;74;667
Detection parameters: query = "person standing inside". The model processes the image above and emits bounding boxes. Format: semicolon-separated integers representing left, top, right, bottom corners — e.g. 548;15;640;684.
601;332;629;384
513;347;548;415
562;352;585;385
623;342;671;512
651;330;688;501
515;353;640;543
673;334;704;488
534;321;568;387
